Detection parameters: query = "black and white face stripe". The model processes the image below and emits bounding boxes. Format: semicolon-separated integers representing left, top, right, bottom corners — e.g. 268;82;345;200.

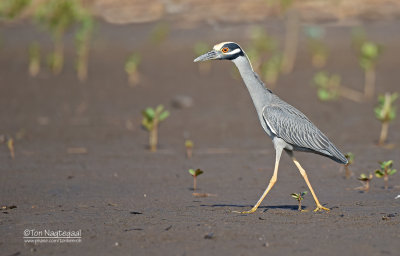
213;42;244;60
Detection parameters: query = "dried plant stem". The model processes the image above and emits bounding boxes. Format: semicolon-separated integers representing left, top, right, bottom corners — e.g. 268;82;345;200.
339;86;365;103
364;68;376;99
281;9;299;74
298;200;302;211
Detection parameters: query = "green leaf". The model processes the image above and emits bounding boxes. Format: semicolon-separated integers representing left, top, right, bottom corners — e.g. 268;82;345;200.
313;72;329;87
388;109;396;121
189;168;203;177
345;152;355;164
159;110;170;122
300;191;308;197
318;89;332;101
141;118;152;131
388;169;397;176
375;170;384;178
143;108;155;119
361;42;379;59
185;140;194;148
188;169;195;176
194;169;203;176
380;160;393;170
291;193;299;199
155;105;164;114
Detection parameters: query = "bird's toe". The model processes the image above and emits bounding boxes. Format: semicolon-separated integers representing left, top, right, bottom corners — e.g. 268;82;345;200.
314;205;330;212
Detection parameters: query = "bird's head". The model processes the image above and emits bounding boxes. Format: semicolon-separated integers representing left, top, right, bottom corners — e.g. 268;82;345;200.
194;42;244;62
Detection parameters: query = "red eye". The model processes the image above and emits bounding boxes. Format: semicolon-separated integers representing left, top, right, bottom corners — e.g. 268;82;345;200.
221;47;229;53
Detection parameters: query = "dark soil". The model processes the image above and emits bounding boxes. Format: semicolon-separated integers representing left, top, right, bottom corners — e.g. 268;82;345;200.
1;20;399;256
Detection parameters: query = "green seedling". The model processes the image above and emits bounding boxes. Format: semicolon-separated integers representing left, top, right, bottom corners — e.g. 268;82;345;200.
194;42;211;74
267;0;297;74
261;53;282;87
35;0;93;77
305;26;328;68
374;92;398;145
150;22;169;45
28;42;40;77
359;41;383;99
75;13;94;82
291;191;307;211
312;71;364;103
375;160;397;189
356;173;373;192
0;0;31;20
142;105;170;152
125;53;142;86
312;71;340;101
188;168;203;191
243;27;279;86
185;139;194;159
344;152;355;179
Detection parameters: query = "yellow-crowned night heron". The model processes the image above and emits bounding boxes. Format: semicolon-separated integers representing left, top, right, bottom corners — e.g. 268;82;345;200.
194;42;348;213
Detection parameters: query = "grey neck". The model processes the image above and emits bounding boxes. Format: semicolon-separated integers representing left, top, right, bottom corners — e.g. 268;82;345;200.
232;54;272;113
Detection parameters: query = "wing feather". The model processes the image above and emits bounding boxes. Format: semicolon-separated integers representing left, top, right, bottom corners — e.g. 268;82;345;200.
262;104;330;152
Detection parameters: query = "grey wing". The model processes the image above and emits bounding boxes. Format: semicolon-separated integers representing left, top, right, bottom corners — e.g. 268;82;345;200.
262;104;332;154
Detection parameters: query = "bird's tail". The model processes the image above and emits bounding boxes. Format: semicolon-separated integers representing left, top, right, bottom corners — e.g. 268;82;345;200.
327;143;348;165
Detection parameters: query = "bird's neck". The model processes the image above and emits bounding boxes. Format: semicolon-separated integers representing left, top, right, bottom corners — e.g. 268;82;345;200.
232;54;272;109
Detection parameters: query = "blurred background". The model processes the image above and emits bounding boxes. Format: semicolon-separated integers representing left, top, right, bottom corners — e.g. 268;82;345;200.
1;1;400;255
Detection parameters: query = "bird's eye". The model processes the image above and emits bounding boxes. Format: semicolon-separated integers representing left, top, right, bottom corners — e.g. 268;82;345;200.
221;47;229;53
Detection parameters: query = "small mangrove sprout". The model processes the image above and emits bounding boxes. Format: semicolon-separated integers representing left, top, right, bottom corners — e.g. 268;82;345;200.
0;0;31;20
313;71;340;101
291;191;307;211
28;42;40;77
185;139;194;159
374;92;398;146
261;53;282;87
189;168;203;191
150;22;169;45
35;0;94;78
142;105;170;152
305;26;328;68
356;173;373;192
375;160;397;190
312;71;364;102
344;152;355;179
359;41;382;99
125;53;142;86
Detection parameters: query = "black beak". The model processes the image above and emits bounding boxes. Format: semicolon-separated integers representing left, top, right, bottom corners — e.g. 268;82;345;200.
194;50;220;62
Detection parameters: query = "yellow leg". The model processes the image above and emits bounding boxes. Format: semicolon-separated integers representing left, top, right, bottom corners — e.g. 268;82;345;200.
233;147;283;214
290;155;329;212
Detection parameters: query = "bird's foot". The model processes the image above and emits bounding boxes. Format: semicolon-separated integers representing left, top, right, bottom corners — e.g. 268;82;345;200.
232;208;257;214
314;205;330;212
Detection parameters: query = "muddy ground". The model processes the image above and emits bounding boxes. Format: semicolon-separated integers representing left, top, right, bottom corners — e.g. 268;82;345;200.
1;19;400;256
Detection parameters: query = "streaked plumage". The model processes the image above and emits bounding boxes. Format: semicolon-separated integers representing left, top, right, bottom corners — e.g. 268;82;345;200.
194;41;347;213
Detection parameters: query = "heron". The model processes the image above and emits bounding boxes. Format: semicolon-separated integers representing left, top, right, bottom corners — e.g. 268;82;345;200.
194;42;348;213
